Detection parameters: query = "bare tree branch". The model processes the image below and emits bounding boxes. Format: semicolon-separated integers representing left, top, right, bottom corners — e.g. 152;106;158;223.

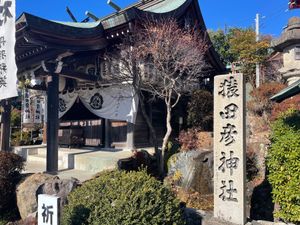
104;17;209;176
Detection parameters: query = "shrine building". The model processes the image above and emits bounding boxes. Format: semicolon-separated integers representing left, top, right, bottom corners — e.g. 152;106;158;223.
15;0;225;172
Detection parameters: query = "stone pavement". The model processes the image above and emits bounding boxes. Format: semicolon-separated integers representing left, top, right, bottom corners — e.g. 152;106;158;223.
190;210;295;225
203;217;295;225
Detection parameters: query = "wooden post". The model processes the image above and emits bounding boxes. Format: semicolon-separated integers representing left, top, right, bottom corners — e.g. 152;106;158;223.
0;100;11;151
126;122;134;150
46;73;59;172
104;119;111;148
101;118;105;147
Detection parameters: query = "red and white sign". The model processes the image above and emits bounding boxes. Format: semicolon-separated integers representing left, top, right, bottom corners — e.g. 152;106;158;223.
289;0;300;9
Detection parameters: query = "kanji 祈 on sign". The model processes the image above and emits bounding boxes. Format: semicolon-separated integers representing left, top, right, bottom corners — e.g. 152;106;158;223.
38;194;60;225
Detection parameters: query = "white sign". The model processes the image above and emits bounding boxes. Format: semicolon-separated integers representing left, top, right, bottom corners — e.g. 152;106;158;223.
33;98;42;123
213;73;246;225
38;194;60;225
22;89;32;124
0;0;18;100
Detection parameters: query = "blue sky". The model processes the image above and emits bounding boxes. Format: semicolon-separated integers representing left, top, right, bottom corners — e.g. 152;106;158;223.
16;0;300;38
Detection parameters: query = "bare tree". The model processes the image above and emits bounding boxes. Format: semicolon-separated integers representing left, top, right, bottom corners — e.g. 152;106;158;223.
105;18;208;175
262;53;284;84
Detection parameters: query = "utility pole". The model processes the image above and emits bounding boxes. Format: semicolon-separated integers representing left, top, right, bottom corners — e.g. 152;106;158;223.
255;13;260;88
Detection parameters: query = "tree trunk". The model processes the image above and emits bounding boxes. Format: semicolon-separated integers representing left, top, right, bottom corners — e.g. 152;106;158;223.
160;100;172;177
138;92;161;173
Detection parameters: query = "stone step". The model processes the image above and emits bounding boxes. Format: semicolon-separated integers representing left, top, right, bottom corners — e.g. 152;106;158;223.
35;147;92;158
26;155;66;169
19;146;154;174
111;142;127;149
13;145;46;160
26;150;80;170
74;150;132;172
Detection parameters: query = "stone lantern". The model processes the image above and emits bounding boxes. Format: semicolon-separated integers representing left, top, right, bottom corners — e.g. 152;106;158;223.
272;17;300;85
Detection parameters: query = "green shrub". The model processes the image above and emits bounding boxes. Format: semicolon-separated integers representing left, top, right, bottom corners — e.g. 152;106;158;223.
0;208;20;225
267;109;300;223
62;170;185;225
187;90;213;131
11;130;31;146
0;152;24;214
10;108;21;127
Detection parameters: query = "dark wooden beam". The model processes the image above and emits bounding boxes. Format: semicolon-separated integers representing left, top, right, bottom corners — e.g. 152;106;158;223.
17;49;65;71
0;100;12;151
60;69;99;82
32;65;99;83
24;85;47;91
46;73;59;172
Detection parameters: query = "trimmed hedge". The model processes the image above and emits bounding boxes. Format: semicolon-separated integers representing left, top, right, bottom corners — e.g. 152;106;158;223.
0;151;24;213
267;109;300;223
62;170;185;225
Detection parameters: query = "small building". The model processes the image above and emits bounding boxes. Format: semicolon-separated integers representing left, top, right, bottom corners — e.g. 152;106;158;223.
15;0;225;171
271;17;300;102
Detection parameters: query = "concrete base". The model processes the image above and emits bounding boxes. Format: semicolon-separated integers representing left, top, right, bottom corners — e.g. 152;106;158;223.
74;150;132;172
13;145;155;181
14;146;129;171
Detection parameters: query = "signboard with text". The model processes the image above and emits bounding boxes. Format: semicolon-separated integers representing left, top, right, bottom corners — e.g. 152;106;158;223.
213;73;246;225
33;98;42;123
38;194;60;225
22;89;32;124
0;0;18;100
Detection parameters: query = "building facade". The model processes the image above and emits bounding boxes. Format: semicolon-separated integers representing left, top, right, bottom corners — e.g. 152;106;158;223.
15;0;225;171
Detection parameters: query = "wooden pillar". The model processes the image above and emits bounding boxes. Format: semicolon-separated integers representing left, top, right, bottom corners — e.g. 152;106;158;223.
0;100;11;151
46;73;59;172
104;119;111;148
126;122;135;150
101;118;105;147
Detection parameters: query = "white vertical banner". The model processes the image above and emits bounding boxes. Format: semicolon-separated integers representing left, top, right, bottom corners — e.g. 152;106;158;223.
33;98;42;124
0;0;18;100
22;89;32;124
